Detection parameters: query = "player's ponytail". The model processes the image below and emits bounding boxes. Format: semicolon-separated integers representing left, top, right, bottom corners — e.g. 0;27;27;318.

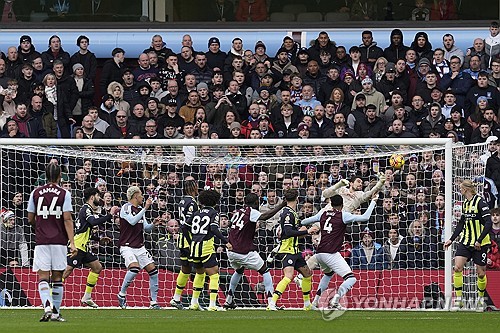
45;162;62;184
184;179;198;197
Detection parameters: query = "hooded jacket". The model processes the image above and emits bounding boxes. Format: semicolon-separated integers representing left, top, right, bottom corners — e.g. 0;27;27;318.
383;29;410;64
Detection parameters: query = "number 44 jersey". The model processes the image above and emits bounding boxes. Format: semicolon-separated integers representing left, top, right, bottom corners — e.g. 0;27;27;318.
27;183;73;246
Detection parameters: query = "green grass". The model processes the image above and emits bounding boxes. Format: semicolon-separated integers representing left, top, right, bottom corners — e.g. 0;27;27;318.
0;309;498;333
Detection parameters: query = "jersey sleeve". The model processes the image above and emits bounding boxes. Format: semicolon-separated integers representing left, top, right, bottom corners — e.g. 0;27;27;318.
63;190;73;212
27;191;35;213
342;200;376;224
249;208;262;223
120;203;146;225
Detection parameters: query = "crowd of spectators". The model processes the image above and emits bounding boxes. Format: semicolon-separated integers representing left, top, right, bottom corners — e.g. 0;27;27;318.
1;21;500;272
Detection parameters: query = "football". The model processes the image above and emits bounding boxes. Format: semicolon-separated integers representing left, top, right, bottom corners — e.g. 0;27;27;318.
389;154;405;169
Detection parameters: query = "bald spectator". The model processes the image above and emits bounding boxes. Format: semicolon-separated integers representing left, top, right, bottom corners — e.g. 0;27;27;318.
29;95;56;138
133;53;159;82
104;110;137;139
5;103;46;138
81;115;105;139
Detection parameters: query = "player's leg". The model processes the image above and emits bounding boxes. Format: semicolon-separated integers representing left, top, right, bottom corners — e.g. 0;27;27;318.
81;259;103;308
118;247;140;309
171;262;191;309
257;264;275;306
224;267;244;308
324;253;356;309
297;264;313;310
205;255;221;311
49;245;69;321
473;247;489;311
37;270;53;322
33;245;54;321
452;254;468;309
190;265;206;309
270;257;295;310
50;270;65;321
62;265;74;281
224;250;243;308
294;254;318;287
144;262;160;309
312;271;334;307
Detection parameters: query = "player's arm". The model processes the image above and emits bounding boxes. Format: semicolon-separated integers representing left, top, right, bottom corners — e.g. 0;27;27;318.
27;191;36;227
120;198;152;226
360;173;385;203
63;191;77;257
258;201;287;221
86;211;113;227
476;199;493;244
343;200;377;224
301;209;323;225
321;179;349;199
281;213;308;238
210;213;228;244
444;215;465;250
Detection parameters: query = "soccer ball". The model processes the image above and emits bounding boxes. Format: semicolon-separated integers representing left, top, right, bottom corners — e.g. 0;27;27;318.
389;154;405;169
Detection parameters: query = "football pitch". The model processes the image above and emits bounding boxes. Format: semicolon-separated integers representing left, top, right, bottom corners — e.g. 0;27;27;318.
0;309;499;333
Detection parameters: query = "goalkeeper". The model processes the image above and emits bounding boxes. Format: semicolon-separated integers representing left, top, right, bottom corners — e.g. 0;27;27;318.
63;187;119;308
295;173;386;307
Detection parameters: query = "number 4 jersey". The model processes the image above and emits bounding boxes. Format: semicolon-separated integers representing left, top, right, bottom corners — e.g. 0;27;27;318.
27;183;73;246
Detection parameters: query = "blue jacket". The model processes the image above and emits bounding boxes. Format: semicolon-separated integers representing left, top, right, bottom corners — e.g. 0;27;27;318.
351;242;388;270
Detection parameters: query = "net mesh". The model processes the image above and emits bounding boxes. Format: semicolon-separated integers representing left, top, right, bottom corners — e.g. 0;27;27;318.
0;140;488;309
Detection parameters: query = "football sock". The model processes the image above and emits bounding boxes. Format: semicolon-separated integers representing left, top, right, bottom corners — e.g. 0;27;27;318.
453;271;463;298
272;277;291;303
51;281;64;314
338;274;357;298
301;276;312;306
191;273;205;305
228;271;243;302
477;275;487;297
38;280;52;312
313;274;333;305
209;273;220;308
173;271;190;302
120;267;139;296
84;271;99;298
148;268;159;303
262;271;274;303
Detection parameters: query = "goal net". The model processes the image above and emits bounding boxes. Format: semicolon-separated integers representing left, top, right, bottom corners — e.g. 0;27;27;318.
0;138;488;310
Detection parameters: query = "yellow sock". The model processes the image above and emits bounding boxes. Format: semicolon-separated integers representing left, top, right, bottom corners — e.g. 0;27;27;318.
453;271;463;298
209;273;220;305
85;271;99;294
192;273;205;301
175;271;190;296
272;277;291;303
477;275;487;297
302;276;312;304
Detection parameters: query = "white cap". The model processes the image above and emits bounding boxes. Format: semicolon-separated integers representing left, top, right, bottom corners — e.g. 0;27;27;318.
486;135;498;144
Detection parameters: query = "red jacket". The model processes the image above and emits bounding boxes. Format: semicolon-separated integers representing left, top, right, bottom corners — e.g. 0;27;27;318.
488;240;500;270
235;0;267;22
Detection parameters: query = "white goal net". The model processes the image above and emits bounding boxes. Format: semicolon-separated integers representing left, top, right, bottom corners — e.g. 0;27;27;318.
0;138;489;309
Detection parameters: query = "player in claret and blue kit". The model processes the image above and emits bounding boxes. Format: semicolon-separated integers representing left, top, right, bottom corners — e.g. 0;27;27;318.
223;193;286;309
301;193;378;309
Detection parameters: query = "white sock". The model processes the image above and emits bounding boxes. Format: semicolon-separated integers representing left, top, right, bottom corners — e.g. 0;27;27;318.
38;280;52;312
51;282;64;314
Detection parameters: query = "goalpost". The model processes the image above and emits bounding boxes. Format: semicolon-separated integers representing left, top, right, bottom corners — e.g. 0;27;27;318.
0;138;488;310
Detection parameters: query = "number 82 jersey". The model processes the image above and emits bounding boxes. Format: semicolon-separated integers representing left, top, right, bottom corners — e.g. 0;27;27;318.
187;207;220;259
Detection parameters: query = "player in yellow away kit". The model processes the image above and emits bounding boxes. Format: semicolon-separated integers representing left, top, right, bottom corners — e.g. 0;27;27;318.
268;189;318;311
445;180;493;311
